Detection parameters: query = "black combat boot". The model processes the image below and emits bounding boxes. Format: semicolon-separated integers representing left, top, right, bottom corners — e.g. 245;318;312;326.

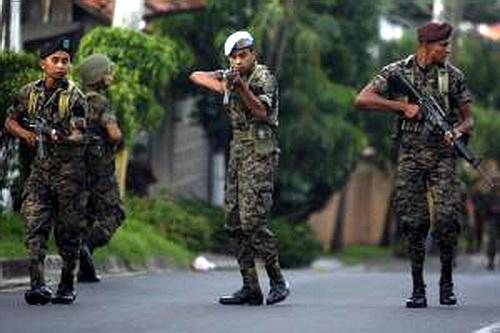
25;284;53;305
25;262;53;305
406;267;427;308
439;264;457;306
219;268;263;305
265;263;290;305
78;242;100;283
52;267;77;305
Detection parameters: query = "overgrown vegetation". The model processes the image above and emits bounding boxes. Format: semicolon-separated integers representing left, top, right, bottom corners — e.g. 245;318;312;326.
0;197;321;269
76;27;194;144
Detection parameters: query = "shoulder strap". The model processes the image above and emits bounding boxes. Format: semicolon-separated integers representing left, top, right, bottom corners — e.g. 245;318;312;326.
438;67;450;110
27;86;42;116
58;80;75;119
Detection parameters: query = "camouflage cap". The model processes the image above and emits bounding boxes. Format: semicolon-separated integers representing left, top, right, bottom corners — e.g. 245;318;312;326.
39;37;73;59
417;21;453;43
78;53;114;85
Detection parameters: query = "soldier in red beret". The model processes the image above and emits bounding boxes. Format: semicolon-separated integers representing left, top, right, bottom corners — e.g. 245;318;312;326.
354;22;474;308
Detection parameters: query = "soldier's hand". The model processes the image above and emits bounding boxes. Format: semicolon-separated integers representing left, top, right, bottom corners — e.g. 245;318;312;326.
50;129;60;142
402;103;421;120
66;129;83;142
225;69;242;90
23;131;38;147
444;128;462;146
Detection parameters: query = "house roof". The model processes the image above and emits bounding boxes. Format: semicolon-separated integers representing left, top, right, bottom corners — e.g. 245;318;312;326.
75;0;206;23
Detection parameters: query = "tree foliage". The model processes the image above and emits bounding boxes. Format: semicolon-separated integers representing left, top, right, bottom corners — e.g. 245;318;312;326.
153;0;384;216
76;27;194;143
0;52;40;123
0;52;40;210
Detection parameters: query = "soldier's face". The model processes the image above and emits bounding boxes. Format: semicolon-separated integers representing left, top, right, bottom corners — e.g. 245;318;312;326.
228;48;256;74
41;51;71;80
102;69;114;87
427;39;451;64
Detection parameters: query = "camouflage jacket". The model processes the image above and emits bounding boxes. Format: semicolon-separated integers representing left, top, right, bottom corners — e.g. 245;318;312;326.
85;89;117;140
84;88;119;164
221;63;279;140
370;54;472;135
10;78;88;161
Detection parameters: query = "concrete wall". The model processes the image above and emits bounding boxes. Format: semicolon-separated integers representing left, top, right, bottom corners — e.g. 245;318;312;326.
150;97;211;200
308;161;394;250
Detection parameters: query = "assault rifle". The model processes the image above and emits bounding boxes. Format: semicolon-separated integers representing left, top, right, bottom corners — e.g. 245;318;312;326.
391;71;493;188
23;115;59;160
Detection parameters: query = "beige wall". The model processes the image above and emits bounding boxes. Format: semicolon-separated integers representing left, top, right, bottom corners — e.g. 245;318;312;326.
308;161;393;250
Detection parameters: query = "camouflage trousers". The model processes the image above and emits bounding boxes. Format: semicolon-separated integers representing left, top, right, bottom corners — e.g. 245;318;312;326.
21;153;85;287
224;140;284;289
486;215;500;262
394;134;460;281
83;157;125;250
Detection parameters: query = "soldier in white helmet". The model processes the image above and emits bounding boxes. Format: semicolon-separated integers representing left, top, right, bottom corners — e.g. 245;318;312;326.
190;31;289;306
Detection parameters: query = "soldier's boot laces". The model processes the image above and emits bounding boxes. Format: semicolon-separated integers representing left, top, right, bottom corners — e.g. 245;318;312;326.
439;283;457;306
219;287;264;305
406;288;427;308
78;243;101;283
52;268;77;304
265;263;290;305
24;283;53;305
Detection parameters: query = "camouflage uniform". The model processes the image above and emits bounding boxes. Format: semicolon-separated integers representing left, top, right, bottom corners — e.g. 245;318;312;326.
221;63;286;294
83;89;124;250
370;55;472;293
475;165;500;269
10;78;88;291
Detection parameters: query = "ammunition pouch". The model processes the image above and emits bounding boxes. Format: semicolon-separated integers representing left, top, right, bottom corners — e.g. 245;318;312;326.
233;124;277;156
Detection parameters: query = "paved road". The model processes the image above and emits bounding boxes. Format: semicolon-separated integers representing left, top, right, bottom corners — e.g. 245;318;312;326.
1;262;500;333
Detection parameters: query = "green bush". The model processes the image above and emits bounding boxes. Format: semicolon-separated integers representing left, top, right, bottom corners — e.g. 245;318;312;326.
0;51;40;121
126;196;213;253
0;52;40;199
0;197;322;269
77;27;194;145
270;218;322;268
0;213;26;257
93;216;191;267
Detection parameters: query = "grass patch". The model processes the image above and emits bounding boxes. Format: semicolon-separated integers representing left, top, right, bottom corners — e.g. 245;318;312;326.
0;213;27;258
334;245;392;265
0;196;322;269
93;217;192;267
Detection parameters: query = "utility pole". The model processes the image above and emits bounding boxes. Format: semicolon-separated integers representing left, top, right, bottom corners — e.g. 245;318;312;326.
433;0;445;21
1;0;21;51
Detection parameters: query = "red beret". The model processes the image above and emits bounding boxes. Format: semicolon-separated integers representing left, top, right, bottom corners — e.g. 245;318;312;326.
417;22;453;43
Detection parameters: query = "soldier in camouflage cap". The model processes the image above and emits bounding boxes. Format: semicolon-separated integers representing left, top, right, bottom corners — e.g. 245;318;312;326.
355;21;473;308
190;31;289;306
4;37;88;305
77;53;125;283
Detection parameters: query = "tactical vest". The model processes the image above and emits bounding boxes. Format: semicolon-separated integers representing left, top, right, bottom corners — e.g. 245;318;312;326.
398;64;450;133
27;80;75;119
